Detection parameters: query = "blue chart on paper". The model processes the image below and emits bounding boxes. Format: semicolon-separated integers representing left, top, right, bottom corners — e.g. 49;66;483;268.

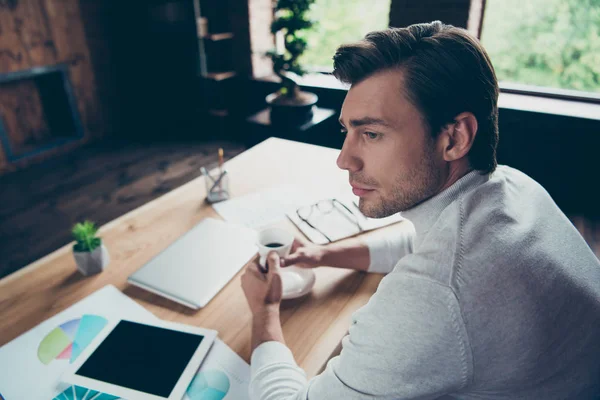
186;369;231;400
53;385;120;400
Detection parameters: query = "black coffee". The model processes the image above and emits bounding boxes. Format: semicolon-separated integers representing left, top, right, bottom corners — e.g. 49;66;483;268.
265;242;284;248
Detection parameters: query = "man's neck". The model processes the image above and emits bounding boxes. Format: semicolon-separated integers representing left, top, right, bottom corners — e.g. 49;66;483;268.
404;160;474;214
437;160;473;195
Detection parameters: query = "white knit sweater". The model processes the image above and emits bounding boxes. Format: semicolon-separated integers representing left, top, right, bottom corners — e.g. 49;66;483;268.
249;166;600;399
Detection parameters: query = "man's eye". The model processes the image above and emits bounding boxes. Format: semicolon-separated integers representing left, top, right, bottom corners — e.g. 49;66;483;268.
340;129;348;135
364;132;379;140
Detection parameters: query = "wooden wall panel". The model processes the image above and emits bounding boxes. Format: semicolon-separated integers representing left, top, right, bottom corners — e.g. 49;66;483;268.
0;0;103;174
44;0;100;138
77;0;117;136
0;80;50;154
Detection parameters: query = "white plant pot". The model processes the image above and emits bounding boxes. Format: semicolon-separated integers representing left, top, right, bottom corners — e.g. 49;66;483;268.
73;244;110;276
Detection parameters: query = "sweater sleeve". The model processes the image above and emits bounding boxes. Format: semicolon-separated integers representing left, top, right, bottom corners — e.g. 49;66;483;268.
363;221;415;274
249;254;472;400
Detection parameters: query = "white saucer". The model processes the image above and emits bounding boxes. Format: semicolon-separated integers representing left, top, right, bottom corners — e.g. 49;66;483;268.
280;266;316;300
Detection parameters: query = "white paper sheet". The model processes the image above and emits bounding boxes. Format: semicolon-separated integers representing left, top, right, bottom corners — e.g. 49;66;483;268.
212;185;323;230
0;285;250;400
184;339;250;400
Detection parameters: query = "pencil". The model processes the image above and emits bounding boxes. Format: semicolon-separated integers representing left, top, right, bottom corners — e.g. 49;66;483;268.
218;148;224;191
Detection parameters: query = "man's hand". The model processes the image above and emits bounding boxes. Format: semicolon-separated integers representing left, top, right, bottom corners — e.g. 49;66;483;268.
241;252;286;351
281;238;325;269
242;251;283;315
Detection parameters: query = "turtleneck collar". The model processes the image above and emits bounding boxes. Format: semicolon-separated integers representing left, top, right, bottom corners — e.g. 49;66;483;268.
402;169;490;236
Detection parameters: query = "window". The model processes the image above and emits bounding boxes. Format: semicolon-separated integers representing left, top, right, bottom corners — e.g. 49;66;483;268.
299;0;391;71
481;0;600;95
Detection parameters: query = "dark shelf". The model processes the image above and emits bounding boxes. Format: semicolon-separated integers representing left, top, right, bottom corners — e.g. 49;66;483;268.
205;71;236;81
247;107;336;131
244;106;339;148
205;32;234;41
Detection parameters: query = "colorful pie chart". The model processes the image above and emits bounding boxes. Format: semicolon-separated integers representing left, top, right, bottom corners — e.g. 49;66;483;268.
38;314;108;365
53;385;120;400
186;370;231;400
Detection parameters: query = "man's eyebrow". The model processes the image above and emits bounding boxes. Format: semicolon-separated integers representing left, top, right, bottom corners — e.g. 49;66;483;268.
338;117;392;128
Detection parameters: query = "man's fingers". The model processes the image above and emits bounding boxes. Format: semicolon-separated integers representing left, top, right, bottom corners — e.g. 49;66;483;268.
246;262;267;280
290;239;302;252
282;253;299;266
267;251;281;273
282;250;310;268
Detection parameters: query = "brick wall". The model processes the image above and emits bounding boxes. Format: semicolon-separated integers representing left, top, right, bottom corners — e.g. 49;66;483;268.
248;0;274;78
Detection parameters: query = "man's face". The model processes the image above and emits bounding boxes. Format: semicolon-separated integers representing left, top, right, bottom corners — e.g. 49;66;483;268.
337;69;446;218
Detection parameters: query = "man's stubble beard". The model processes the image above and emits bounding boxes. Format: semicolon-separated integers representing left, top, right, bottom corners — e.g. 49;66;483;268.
359;144;443;218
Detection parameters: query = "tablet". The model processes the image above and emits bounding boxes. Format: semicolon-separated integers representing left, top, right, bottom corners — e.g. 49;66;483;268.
61;319;217;400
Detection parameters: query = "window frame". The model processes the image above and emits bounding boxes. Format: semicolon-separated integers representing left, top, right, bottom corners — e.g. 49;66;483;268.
499;82;600;105
252;0;600;107
478;0;600;105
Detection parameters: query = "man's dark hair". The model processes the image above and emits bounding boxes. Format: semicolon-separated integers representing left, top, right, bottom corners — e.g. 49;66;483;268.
333;21;499;173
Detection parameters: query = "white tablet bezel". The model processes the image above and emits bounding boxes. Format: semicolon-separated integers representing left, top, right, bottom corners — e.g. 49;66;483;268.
60;318;217;400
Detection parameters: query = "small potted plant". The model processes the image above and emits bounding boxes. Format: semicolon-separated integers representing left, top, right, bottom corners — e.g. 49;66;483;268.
266;0;318;125
72;220;110;276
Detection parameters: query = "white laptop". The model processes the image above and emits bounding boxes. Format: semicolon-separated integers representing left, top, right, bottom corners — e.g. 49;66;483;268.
128;218;257;309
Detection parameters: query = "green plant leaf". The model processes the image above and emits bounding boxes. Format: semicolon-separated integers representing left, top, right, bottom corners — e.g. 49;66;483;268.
270;0;316;85
71;220;100;252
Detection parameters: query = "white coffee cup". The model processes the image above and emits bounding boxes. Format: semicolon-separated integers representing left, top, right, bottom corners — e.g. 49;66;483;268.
256;227;294;270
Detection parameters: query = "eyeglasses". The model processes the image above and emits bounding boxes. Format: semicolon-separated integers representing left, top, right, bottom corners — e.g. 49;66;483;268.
296;198;363;243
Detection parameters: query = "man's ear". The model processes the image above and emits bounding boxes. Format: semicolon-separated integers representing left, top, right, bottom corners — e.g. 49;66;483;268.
441;112;478;162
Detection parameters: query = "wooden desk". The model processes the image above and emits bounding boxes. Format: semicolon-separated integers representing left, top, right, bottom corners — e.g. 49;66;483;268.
0;138;407;378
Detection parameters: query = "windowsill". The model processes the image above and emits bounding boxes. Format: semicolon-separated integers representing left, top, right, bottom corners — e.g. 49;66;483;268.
255;73;349;91
296;73;350;90
498;93;600;121
257;73;600;122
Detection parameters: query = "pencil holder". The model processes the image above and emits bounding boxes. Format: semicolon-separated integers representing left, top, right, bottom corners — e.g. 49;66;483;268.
201;165;230;204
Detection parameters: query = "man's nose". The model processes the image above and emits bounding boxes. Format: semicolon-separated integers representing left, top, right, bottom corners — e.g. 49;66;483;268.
336;135;361;172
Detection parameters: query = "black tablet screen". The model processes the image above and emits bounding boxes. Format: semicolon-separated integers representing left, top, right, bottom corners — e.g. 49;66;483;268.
75;320;204;397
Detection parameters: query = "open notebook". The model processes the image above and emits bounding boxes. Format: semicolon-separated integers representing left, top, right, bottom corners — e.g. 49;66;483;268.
287;191;403;245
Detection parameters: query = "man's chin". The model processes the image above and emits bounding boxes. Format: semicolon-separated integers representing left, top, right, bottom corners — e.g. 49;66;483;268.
358;198;397;219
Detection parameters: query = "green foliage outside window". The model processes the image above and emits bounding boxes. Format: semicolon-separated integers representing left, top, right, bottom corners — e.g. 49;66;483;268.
299;0;598;94
482;0;600;93
298;0;391;70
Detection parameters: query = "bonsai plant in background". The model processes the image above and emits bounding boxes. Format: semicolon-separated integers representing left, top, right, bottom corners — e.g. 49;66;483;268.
72;220;110;276
267;0;318;125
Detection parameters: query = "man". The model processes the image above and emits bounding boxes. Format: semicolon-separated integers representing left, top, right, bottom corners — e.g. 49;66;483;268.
241;21;600;399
